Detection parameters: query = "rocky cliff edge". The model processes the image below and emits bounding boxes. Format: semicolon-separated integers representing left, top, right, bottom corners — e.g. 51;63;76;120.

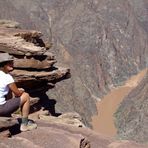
0;21;148;148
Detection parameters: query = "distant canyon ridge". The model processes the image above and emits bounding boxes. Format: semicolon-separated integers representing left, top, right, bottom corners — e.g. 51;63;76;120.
0;0;147;136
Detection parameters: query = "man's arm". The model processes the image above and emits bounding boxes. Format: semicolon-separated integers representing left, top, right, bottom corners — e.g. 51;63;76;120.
8;82;24;97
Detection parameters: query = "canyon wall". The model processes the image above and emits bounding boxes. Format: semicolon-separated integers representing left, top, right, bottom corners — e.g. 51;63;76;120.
115;71;148;143
0;0;147;127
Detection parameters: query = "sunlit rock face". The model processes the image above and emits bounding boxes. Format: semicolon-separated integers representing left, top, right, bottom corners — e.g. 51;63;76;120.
0;0;147;127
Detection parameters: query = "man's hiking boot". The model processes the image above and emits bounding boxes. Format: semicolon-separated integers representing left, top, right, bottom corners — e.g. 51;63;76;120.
20;120;37;132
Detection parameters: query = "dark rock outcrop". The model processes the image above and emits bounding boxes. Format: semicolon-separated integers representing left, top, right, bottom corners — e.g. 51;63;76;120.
115;70;148;143
38;112;85;127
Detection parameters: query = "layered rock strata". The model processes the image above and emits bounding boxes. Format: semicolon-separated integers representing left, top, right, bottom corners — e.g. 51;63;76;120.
0;26;70;111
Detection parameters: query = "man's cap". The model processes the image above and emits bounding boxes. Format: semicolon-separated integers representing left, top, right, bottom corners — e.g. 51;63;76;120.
0;52;14;64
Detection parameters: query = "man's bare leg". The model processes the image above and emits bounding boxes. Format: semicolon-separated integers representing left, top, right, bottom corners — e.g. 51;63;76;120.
20;92;30;117
19;92;37;131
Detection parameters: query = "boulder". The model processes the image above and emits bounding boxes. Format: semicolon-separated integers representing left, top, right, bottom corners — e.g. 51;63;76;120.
0;117;18;129
39;112;85;128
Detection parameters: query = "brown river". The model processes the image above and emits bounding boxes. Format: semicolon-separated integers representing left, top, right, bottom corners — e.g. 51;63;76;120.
91;69;147;137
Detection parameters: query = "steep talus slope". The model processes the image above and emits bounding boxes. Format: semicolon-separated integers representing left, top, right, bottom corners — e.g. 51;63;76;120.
0;0;147;127
115;70;148;143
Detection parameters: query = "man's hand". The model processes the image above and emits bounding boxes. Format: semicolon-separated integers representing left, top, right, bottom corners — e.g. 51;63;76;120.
18;88;25;93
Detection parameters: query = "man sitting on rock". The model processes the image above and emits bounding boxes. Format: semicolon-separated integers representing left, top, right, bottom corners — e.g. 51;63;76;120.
0;52;37;132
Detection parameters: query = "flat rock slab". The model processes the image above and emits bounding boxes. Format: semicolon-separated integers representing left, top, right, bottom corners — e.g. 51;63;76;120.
1;120;147;148
11;68;70;82
1;126;90;148
39;114;85;127
0;117;18;129
0;27;47;56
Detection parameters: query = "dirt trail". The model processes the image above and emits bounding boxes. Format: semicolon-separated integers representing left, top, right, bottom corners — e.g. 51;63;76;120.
91;69;147;137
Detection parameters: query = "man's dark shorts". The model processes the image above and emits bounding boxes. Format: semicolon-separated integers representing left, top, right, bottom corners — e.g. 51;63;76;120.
0;97;20;117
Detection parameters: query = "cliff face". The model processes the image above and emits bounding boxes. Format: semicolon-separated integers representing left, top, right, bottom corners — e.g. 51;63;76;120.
128;0;148;33
0;0;147;126
115;71;148;143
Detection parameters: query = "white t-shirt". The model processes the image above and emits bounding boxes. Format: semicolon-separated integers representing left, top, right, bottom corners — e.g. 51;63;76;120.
0;71;14;105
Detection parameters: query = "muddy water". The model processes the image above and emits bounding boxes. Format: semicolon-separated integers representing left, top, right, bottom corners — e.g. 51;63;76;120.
91;69;147;137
